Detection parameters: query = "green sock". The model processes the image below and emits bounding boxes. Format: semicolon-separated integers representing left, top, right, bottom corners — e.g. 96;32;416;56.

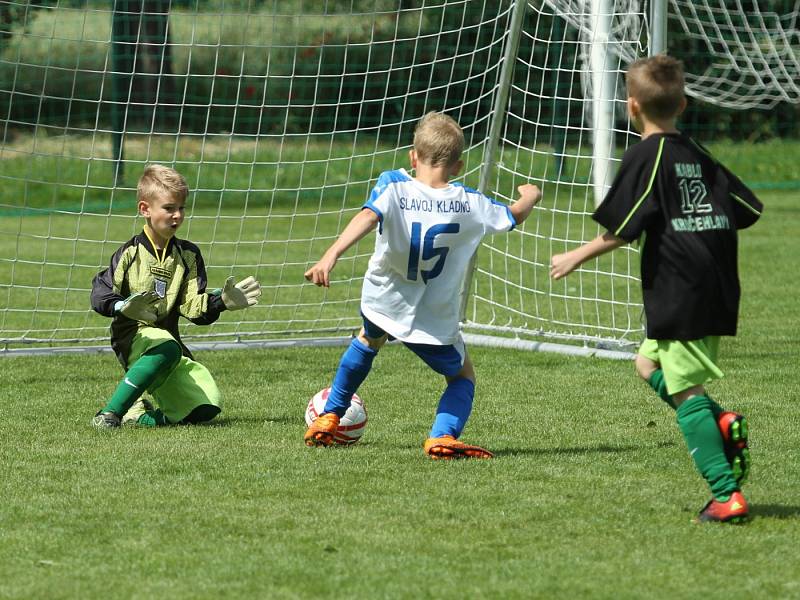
676;395;738;500
706;395;723;419
102;342;182;416
648;369;676;409
136;409;171;427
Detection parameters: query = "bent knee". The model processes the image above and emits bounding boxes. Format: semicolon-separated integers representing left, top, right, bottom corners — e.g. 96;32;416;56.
357;329;388;351
449;359;475;385
182;404;221;424
148;340;183;369
634;353;659;381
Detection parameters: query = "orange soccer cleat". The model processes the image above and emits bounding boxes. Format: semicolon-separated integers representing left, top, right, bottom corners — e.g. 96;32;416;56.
304;412;340;447
694;491;749;524
423;435;494;460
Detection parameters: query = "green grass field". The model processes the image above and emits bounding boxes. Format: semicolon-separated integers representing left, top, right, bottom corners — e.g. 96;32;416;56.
1;186;798;598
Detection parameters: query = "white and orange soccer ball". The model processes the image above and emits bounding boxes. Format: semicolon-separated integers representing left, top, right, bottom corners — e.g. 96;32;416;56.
305;387;368;445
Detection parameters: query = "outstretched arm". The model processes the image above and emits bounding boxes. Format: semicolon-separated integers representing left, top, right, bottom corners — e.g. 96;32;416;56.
550;231;626;280
304;208;380;287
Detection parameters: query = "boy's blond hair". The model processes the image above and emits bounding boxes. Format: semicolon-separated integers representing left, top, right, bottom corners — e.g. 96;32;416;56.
626;55;685;120
137;164;189;204
413;112;464;167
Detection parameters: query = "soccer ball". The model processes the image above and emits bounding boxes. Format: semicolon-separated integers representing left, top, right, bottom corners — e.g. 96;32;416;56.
305;387;368;445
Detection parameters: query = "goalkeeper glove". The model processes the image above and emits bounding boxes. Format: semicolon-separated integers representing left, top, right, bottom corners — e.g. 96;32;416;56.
114;291;159;323
221;276;261;311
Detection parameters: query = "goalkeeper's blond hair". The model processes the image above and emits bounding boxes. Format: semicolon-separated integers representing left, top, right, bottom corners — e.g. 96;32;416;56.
413;112;465;168
137;164;189;205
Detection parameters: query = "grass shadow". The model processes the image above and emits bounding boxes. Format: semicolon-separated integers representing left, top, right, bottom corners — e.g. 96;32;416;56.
213;414;298;426
749;504;800;520
495;440;678;457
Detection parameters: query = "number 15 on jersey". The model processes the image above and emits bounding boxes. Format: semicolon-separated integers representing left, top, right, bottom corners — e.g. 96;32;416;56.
407;222;460;283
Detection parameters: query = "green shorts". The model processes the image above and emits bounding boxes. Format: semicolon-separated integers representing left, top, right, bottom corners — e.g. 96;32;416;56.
129;327;222;423
638;337;723;395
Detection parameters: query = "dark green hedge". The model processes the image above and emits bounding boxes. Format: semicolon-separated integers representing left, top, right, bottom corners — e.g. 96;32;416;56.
1;2;797;143
0;2;508;144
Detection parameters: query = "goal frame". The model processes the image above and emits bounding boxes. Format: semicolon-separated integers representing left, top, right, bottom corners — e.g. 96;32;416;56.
0;0;670;359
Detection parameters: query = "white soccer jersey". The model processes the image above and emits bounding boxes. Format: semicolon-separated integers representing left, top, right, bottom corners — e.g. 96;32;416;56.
361;168;516;345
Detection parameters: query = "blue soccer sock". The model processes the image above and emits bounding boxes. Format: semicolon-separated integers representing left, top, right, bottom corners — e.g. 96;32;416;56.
429;377;475;439
324;338;378;417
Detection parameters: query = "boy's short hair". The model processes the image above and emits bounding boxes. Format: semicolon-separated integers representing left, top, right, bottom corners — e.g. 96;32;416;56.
626;54;685;120
137;164;188;204
413;112;464;167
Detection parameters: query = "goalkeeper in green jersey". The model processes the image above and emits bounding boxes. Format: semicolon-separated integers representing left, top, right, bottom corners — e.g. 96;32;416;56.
90;164;261;428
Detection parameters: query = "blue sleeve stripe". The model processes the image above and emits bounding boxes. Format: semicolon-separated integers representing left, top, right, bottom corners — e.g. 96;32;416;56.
505;205;516;231
382;169;412;184
457;184;516;231
362;202;384;234
363;169;410;207
365;187;384;207
451;181;480;195
362;170;408;235
363;203;384;225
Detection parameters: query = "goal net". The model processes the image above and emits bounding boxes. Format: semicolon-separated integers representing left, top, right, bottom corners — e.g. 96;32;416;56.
0;0;797;355
671;0;800;109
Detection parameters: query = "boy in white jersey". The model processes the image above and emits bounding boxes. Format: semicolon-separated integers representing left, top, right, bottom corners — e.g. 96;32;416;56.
304;112;541;458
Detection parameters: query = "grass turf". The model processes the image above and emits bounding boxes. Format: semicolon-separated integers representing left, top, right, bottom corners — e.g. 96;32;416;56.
0;189;798;598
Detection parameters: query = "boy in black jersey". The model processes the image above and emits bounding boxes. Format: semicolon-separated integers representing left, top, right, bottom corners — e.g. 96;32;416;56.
90;164;261;428
550;55;762;523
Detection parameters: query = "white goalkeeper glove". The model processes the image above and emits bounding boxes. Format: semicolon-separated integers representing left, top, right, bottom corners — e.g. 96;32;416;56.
221;276;261;311
114;291;159;323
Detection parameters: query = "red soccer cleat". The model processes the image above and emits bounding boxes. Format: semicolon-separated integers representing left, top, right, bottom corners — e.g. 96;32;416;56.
694;491;749;524
423;435;494;460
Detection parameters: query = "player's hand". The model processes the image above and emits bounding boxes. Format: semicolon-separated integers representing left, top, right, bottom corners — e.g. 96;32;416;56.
518;184;542;205
550;251;580;280
115;291;159;323
304;254;337;288
221;276;261;310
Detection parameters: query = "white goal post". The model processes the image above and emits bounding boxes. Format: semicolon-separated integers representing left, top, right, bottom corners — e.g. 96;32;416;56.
0;0;797;357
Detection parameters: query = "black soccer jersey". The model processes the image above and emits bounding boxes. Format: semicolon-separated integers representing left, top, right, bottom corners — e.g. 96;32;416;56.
91;231;226;367
593;132;762;340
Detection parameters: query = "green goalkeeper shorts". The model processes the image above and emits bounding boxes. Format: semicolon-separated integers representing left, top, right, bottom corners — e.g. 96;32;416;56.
638;336;723;395
128;327;222;423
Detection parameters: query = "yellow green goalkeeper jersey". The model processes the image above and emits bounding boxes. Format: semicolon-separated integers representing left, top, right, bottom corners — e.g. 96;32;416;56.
90;230;226;367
